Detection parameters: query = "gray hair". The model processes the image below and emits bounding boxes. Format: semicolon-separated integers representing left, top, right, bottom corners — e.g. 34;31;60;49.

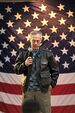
30;30;42;37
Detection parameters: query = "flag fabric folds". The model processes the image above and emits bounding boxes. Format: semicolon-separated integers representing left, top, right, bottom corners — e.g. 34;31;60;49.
0;0;75;113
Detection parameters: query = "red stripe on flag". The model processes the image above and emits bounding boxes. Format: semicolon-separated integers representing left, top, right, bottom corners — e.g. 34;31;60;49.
0;102;21;113
51;84;75;95
0;102;75;113
0;82;75;95
0;82;21;94
51;105;75;113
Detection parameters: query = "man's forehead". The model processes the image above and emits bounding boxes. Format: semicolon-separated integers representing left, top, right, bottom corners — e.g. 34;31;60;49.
32;33;41;37
31;34;42;39
32;37;42;41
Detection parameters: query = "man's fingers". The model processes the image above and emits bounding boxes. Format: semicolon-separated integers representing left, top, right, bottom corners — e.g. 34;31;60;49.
28;57;32;61
27;61;32;65
28;59;32;62
28;57;32;59
25;57;33;66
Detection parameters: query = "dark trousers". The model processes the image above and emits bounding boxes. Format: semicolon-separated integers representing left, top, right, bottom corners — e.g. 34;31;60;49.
23;90;51;113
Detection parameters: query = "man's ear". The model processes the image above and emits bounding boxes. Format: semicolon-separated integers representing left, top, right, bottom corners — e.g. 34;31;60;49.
40;38;43;46
40;42;42;46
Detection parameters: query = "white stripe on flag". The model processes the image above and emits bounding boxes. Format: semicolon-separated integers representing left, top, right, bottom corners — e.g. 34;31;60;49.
0;92;75;106
0;72;21;84
51;94;75;106
57;73;75;85
0;92;22;105
0;72;75;84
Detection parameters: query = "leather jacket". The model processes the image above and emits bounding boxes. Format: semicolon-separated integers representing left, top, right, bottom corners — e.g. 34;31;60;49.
14;47;59;92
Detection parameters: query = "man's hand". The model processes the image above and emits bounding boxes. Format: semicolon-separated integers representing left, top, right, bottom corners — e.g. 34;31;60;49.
25;57;33;66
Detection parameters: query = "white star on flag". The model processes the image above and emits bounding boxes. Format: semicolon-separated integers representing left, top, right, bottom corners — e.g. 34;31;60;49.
16;27;23;34
0;13;4;20
11;49;17;56
62;61;69;69
7;20;14;27
67;10;74;17
57;3;65;11
60;33;67;40
55;55;60;62
5;6;12;13
39;4;47;12
61;47;68;55
8;35;16;42
18;41;24;49
52;40;59;47
24;20;31;27
4;56;10;62
33;26;41;31
2;42;8;48
0;61;4;67
0;28;6;34
69;40;75;47
32;12;39;19
71;54;75;61
50;26;58;33
14;13;22;20
68;24;75;32
22;5;30;12
49;11;56;18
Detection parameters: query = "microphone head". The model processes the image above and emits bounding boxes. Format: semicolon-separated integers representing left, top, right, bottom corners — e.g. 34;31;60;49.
28;47;33;52
28;47;33;57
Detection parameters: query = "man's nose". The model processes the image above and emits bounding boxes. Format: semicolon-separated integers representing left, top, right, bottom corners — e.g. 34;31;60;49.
34;41;38;44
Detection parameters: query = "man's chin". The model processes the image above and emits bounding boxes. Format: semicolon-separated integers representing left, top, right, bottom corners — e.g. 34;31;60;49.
33;47;39;50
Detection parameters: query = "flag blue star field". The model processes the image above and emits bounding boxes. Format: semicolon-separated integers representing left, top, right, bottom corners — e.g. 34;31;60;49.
0;0;75;113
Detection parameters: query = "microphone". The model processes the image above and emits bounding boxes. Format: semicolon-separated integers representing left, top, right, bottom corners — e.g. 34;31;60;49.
28;47;40;60
28;47;33;57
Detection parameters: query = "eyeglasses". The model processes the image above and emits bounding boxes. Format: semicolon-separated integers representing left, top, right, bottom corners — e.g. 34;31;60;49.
32;40;41;44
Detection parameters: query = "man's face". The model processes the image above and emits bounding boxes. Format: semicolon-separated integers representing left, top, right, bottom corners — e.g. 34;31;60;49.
30;34;42;50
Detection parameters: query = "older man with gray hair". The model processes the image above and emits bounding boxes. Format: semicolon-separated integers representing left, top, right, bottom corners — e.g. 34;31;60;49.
14;30;59;113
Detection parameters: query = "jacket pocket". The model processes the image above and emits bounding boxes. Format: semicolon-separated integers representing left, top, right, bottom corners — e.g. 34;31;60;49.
39;71;52;86
41;58;48;70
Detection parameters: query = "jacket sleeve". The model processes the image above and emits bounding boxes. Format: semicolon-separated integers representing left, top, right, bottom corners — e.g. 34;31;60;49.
14;51;28;75
47;51;59;88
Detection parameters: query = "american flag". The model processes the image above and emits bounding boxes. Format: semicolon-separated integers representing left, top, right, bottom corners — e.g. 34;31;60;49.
0;0;75;113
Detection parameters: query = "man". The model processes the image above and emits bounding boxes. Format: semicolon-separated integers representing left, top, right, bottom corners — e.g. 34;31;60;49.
14;30;59;113
22;99;41;113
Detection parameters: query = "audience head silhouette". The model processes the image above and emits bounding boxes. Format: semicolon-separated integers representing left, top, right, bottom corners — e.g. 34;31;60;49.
22;99;41;113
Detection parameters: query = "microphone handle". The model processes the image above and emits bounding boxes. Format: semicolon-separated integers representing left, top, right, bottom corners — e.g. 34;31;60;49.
28;51;33;57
